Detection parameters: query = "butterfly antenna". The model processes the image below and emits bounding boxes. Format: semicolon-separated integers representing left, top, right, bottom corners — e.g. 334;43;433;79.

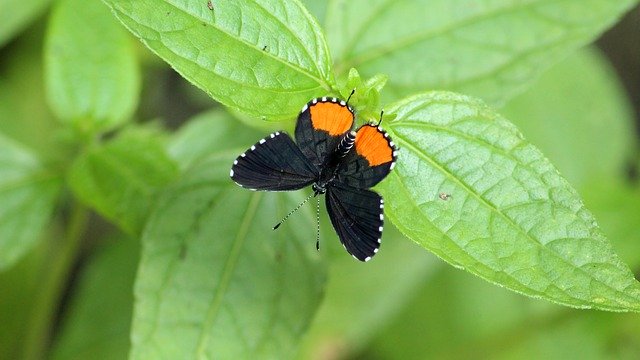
377;110;385;126
315;197;321;251
273;192;314;230
346;89;355;106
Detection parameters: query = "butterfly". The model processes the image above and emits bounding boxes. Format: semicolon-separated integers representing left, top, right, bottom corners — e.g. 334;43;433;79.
230;95;397;261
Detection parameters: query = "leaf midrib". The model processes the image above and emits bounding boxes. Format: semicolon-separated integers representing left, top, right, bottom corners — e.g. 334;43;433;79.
390;129;640;309
115;1;332;92
195;192;263;357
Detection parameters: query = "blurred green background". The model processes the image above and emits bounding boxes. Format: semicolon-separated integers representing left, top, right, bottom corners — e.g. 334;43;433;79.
1;1;639;359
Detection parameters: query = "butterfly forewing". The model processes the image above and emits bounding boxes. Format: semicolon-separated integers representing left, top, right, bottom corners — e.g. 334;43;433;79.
336;124;397;189
231;131;318;191
326;183;384;262
295;97;355;167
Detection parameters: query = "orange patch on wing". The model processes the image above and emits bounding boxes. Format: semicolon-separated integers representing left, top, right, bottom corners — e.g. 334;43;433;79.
355;125;394;166
309;102;354;135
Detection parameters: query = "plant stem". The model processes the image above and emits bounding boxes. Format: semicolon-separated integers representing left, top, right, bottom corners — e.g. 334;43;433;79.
23;201;89;360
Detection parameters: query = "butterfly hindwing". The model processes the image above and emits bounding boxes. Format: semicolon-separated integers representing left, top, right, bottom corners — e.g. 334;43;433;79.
231;131;319;191
336;124;397;189
295;97;355;167
326;182;384;262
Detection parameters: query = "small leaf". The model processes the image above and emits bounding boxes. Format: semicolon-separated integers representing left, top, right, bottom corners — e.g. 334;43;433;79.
103;0;334;121
0;134;60;271
378;91;640;311
503;47;635;188
68;129;178;235
130;114;326;359
46;0;139;131
328;0;638;105
51;236;139;360
0;0;51;47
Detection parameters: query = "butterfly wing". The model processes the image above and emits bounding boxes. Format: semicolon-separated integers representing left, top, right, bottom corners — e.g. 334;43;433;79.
295;97;355;167
231;131;319;191
325;183;384;262
336;124;397;189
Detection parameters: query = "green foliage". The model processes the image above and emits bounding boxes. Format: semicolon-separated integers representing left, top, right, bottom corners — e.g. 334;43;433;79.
46;0;139;132
130;114;326;359
102;0;334;121
0;134;60;270
379;91;640;311
0;0;639;358
68;128;178;235
0;0;50;47
51;236;139;360
321;0;638;106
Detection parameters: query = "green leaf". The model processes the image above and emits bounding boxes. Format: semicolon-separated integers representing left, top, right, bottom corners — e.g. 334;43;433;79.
503;47;635;188
51;236;139;360
102;0;334;121
46;0;139;131
68;129;178;235
130;114;326;358
0;134;60;271
378;91;640;311
0;27;58;156
168;110;262;172
0;0;50;47
328;0;638;105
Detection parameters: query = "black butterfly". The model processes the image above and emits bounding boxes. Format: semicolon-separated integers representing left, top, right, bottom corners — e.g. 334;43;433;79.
230;96;397;261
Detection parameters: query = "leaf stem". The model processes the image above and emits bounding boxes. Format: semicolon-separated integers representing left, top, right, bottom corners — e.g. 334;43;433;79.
23;201;89;360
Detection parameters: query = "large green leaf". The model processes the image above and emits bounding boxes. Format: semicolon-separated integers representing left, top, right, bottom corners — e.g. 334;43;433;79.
68;129;178;236
327;0;638;105
378;91;640;311
0;0;50;47
46;0;139;131
503;47;635;188
130;114;326;359
0;134;60;271
51;236;139;360
103;0;334;121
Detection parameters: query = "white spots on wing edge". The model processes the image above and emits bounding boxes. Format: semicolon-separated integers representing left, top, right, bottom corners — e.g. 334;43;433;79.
250;145;256;151
233;160;238;165
364;256;372;262
378;226;383;232
259;139;266;144
229;169;234;177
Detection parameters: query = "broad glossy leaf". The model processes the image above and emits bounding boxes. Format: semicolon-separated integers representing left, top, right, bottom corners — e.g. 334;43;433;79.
503;47;635;188
68;129;178;235
0;0;50;47
0;134;60;270
103;0;334;121
130;115;326;359
46;0;139;131
378;91;640;311
327;0;638;105
51;236;139;360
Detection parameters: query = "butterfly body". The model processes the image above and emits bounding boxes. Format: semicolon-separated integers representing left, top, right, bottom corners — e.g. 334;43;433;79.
230;97;397;261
